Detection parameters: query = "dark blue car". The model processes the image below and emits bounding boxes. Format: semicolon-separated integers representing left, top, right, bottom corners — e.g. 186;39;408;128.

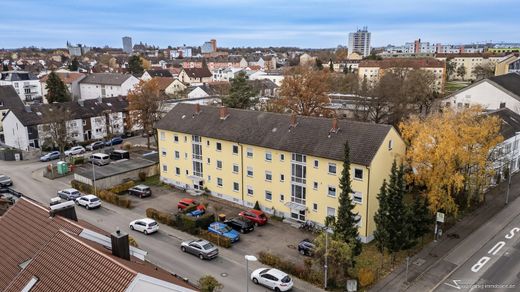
40;151;61;162
105;136;123;146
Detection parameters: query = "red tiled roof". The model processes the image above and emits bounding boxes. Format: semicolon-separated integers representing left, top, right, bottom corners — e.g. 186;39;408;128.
359;58;445;69
182;67;212;78
152;77;175;91
4;231;136;292
39;72;85;84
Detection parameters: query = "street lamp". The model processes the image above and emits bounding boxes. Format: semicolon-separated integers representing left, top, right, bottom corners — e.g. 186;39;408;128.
506;131;520;204
245;255;257;292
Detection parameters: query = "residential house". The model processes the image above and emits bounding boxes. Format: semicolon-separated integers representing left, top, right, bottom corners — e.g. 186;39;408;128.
442;73;520;114
246;55;277;70
486;108;520;183
152;77;176;96
186;85;218;99
435;53;507;81
249;70;285;86
178;68;212;85
39;71;86;102
248;79;279;97
0;197;197;292
79;73;139;100
165;78;188;96
495;54;520;76
0;85;25;142
299;53;316;66
0;71;42;104
2;96;129;150
156;104;405;243
212;67;243;82
358;58;446;93
141;69;174;81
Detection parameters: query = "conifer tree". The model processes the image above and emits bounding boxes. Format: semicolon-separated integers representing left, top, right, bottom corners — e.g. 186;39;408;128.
374;180;390;268
69;58;79;71
45;71;71;103
334;141;362;260
222;72;258;109
410;194;432;246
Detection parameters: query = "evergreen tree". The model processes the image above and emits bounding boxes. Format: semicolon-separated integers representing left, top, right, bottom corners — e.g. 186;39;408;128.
45;71;71;103
343;64;349;74
2;63;8;71
222;72;258;109
410;194;432;246
69;58;79;71
334;141;362;259
374;180;390;268
315;58;324;70
329;59;334;72
128;55;144;75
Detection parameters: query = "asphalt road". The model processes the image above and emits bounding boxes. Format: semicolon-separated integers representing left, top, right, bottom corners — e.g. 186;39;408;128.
0;156;319;292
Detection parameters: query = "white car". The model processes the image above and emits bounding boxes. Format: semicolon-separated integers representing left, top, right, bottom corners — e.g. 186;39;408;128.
251;268;293;292
129;218;159;235
64;146;86;156
75;195;101;210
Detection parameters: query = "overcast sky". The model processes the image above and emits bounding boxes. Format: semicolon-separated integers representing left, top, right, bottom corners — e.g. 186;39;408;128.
1;0;518;49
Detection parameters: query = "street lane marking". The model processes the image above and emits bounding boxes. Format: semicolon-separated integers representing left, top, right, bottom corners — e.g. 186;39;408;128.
470;227;520;273
444;279;462;290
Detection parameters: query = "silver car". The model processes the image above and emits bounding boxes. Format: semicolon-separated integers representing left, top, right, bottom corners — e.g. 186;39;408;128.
57;188;81;201
180;239;219;260
0;175;13;187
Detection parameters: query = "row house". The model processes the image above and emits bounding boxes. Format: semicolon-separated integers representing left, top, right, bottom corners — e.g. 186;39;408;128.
79;73;139;100
39;71;86;102
178;68;212;85
2;96;129;150
156;104;405;243
358;58;446;93
0;71;42;104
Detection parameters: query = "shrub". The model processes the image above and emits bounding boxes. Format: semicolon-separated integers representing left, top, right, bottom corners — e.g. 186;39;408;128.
199;230;232;248
122;142;132;150
198;275;223;292
358;267;375;287
183;204;198;214
258;251;323;286
253;200;261;210
128;236;138;248
138;171;146;181
146;208;159;219
97;190;132;208
71;180;94;194
175;214;199;235
109;180;135;194
70;156;85;165
195;213;215;230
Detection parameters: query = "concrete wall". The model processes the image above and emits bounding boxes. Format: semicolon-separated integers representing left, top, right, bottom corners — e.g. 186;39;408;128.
74;164;159;189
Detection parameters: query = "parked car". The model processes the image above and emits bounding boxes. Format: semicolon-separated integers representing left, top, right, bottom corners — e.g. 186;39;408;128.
57;188;81;201
129;218;159;235
208;222;240;243
128;185;152;198
105;136;123;146
186;209;205;217
64;146;86;156
40;151;61;162
297;239;315;256
85;141;105;151
75;194;101;210
89;153;111;166
224;217;255;233
177;198;206;212
239;209;268;226
180;239;219;260
0;175;13;187
110;149;130;161
251;268;293;292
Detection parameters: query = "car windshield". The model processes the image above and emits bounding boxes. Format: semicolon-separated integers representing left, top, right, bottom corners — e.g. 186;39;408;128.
202;243;214;250
259;269;270;275
221;226;233;233
281;275;291;283
90;198;100;202
148;222;158;227
71;191;80;195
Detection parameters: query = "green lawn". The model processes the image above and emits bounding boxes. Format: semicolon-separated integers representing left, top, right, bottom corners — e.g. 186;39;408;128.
445;81;470;94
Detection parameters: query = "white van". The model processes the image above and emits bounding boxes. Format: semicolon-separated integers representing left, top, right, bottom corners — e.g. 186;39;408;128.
89;153;110;166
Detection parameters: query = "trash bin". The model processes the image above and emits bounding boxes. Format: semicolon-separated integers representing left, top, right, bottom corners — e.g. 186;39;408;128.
218;214;226;222
57;161;68;175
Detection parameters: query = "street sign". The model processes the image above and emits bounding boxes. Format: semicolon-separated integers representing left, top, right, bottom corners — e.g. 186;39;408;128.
436;212;445;223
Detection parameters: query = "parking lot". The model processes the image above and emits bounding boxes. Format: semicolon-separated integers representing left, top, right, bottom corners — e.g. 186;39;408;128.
118;181;316;264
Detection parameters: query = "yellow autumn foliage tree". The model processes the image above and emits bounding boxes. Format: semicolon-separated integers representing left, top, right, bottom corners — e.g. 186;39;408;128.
399;106;503;215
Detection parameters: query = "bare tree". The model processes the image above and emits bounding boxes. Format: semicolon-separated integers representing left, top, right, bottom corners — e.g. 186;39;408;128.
41;106;75;156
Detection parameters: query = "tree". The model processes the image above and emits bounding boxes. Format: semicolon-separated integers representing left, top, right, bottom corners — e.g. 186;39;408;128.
128;55;144;75
373;180;390;268
41;105;74;155
399;107;503;215
409;194;431;246
402;69;436;114
45;71;71;103
446;60;456;80
198;275;223;292
68;58;79;71
313;232;355;287
334;142;362;262
329;59;334;72
221;72;258;109
2;63;8;71
315;58;324;70
472;63;495;80
128;79;166;149
276;66;332;116
456;64;467;81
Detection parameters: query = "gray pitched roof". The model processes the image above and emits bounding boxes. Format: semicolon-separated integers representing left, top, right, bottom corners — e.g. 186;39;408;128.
182;68;212;78
0;71;38;81
79;73;133;86
7;96;128;126
488;73;520;99
156;104;393;165
0;86;24;111
485;108;520;140
145;69;173;78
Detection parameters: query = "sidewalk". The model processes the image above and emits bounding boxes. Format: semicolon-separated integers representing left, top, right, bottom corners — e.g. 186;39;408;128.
370;173;520;292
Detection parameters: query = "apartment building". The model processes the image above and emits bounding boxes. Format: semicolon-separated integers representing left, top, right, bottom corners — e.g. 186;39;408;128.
0;71;42;104
156;104;405;243
348;27;371;58
79;73;139;100
435;53;506;81
358;58;446;93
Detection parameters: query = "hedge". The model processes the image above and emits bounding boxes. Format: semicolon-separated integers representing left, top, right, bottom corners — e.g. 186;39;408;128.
199;230;232;248
108;180;135;194
258;251;323;286
71;180;94;194
98;190;132;208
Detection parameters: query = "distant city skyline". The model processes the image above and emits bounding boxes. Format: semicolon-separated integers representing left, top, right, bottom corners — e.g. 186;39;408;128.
1;0;519;49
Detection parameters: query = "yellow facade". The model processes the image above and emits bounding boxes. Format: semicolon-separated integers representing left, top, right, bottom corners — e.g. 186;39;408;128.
158;126;405;243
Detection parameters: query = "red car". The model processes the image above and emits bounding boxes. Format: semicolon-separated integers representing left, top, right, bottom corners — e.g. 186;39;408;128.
239;209;268;226
177;198;205;212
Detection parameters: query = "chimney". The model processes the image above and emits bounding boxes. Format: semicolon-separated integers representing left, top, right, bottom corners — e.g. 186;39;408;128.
111;229;130;260
49;201;77;221
330;117;339;133
289;113;297;128
195;103;201;114
219;106;229;120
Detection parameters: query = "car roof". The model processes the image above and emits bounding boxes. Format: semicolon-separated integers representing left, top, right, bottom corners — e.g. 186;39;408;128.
194;239;210;245
248;209;264;215
135;184;149;188
63;188;78;192
92;153;109;157
266;268;287;278
82;194;98;199
139;218;156;224
210;222;225;227
181;198;195;203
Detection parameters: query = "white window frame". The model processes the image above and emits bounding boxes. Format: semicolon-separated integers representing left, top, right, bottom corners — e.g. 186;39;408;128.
233;182;240;192
265;151;272;161
246;147;253;158
232;164;239;173
328;163;337;174
217;178;223;187
354;168;363;181
327;186;336;197
265;171;272;182
265;190;272;201
352;192;363;204
162;164;168;172
216;160;223;170
247;185;254;196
